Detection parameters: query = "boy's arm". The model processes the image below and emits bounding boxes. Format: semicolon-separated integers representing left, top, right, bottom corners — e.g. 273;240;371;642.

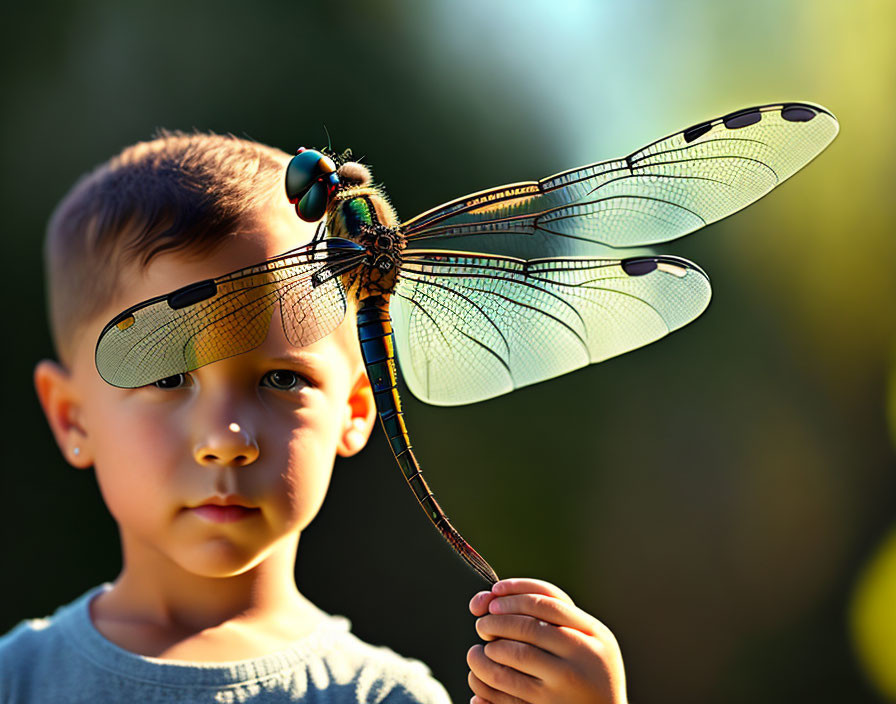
467;578;627;704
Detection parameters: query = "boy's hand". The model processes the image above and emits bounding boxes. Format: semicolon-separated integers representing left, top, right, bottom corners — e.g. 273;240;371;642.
467;578;627;704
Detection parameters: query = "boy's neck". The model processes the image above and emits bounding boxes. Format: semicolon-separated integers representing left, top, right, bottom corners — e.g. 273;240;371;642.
92;531;321;639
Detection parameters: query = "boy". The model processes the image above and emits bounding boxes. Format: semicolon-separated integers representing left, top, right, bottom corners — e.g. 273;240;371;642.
0;132;627;703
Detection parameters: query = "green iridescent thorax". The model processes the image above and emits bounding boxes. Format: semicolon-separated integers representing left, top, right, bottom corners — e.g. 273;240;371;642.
327;185;405;298
326;184;399;237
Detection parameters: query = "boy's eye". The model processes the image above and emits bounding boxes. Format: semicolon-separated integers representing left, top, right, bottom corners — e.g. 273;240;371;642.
153;373;189;389
262;369;307;391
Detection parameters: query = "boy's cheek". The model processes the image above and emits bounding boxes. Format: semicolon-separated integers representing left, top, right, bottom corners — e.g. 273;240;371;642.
89;407;188;515
92;410;183;469
280;430;338;512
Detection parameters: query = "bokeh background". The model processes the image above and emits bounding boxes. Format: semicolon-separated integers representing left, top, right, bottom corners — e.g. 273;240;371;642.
3;1;895;702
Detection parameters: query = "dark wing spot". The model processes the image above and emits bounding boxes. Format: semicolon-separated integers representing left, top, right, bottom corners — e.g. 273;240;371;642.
683;120;714;143
167;279;218;309
621;258;658;277
781;104;818;122
723;109;762;129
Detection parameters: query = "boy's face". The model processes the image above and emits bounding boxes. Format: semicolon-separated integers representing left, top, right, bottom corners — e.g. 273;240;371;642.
37;205;375;578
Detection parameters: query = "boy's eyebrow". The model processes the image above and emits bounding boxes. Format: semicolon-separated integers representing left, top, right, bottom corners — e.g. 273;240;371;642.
268;352;329;368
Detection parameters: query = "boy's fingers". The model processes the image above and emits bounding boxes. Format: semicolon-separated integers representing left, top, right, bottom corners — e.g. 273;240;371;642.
487;593;600;637
476;613;596;660
468;644;540;703
470;590;497;617
491;578;573;604
468;671;525;704
482;636;564;683
468;671;520;704
467;671;502;704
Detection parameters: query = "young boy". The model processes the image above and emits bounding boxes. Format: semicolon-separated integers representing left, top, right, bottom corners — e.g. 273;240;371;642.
0;132;627;703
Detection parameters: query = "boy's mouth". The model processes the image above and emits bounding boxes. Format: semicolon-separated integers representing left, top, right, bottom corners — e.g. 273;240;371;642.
190;495;260;523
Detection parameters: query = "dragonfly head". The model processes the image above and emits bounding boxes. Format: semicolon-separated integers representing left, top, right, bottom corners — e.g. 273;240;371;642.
285;147;340;222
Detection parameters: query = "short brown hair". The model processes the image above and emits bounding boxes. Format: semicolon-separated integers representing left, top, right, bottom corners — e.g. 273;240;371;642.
45;131;290;364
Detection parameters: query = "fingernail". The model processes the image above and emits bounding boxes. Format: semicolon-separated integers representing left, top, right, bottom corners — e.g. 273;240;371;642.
489;599;503;614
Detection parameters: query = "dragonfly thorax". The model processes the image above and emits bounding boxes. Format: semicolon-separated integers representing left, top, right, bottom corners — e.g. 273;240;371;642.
362;222;402;267
327;185;405;298
354;220;404;296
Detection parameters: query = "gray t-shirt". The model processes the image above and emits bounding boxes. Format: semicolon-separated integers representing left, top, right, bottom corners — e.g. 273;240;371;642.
0;585;451;703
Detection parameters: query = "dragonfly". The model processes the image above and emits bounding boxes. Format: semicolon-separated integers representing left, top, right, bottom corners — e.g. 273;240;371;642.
95;101;838;584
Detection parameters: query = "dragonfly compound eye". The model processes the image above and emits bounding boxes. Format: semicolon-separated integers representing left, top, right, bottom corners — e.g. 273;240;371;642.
297;181;330;222
285;148;338;222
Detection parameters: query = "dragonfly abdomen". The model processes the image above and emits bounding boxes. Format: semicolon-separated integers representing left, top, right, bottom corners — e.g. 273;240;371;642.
356;296;498;584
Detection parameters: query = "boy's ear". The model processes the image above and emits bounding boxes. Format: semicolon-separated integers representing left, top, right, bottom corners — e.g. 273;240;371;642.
336;367;377;458
34;360;92;469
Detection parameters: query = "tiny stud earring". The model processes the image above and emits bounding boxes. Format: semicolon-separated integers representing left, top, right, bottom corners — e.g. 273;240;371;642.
73;447;81;456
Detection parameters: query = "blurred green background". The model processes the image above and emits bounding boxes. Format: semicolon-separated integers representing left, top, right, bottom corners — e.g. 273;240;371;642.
2;1;895;702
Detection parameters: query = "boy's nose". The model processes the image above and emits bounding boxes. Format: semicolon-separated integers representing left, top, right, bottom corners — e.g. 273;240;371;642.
193;422;259;467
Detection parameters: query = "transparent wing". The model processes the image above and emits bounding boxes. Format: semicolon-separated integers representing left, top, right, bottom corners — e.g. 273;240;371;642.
391;250;711;406
401;102;838;258
95;238;366;388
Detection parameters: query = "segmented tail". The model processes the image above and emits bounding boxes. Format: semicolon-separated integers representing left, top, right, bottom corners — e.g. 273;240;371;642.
356;296;498;585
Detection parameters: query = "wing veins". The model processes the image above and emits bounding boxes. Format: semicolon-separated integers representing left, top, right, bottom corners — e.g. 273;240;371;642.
403;264;588;335
398;274;511;358
629;153;780;182
406;134;780;236
573;277;675;330
453;326;514;380
524;270;670;335
627;135;773;168
458;283;590;358
540;135;768;194
537;194;708;229
108;267;336;384
112;282;289;382
393;289;454;349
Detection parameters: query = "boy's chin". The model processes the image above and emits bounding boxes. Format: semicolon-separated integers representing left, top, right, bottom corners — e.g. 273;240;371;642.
170;542;276;579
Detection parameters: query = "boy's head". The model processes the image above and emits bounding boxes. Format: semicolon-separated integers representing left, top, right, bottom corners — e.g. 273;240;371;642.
36;132;376;578
46;131;289;365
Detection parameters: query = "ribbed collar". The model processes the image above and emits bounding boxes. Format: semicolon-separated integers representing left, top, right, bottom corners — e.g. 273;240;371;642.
55;584;351;687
